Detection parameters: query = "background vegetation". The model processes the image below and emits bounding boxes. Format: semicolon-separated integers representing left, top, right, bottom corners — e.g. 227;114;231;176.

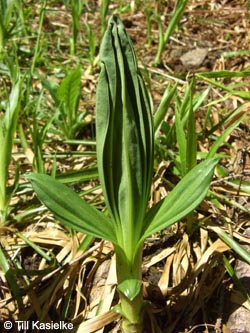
0;0;250;332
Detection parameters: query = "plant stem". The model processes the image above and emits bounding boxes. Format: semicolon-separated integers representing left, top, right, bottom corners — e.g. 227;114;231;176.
115;246;145;333
119;292;144;333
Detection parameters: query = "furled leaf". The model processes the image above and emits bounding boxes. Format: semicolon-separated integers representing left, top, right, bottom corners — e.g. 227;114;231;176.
143;158;219;238
96;16;154;255
26;173;116;243
175;109;187;176
186;102;197;172
0;78;21;212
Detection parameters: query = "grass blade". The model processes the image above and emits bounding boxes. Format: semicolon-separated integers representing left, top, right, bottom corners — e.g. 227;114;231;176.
206;107;245;158
209;226;250;265
154;83;177;136
154;0;189;65
0;245;23;308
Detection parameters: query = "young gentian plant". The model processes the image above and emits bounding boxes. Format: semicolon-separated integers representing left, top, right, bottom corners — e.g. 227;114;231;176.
0;78;22;224
27;16;219;332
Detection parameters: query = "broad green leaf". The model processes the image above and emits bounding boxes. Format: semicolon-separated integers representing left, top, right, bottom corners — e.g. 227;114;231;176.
57;66;81;136
26;173;116;243
96;16;154;256
143;158;219;238
57;66;81;112
118;279;142;301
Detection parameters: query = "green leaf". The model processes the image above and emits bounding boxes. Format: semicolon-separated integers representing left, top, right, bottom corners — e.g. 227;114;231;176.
175;109;186;176
57;66;81;137
207;106;245;158
154;83;177;136
143;157;219;238
196;73;250;99
96;16;154;256
154;0;189;65
26;173;116;243
16;231;53;262
226;179;250;194
0;78;22;214
186;99;197;172
196;70;250;79
210;226;250;265
38;73;59;104
118;279;142;301
222;256;250;307
55;167;99;183
0;246;23;308
192;87;210;112
57;66;81;111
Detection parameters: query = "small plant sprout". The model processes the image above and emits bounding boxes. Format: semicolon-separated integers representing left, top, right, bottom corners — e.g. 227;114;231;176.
70;0;82;55
85;22;97;68
56;66;82;140
39;66;88;140
0;0;26;57
100;0;111;36
27;16;219;332
0;77;22;225
153;0;189;66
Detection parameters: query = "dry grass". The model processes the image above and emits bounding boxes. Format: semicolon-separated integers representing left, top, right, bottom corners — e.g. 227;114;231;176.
0;1;250;332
